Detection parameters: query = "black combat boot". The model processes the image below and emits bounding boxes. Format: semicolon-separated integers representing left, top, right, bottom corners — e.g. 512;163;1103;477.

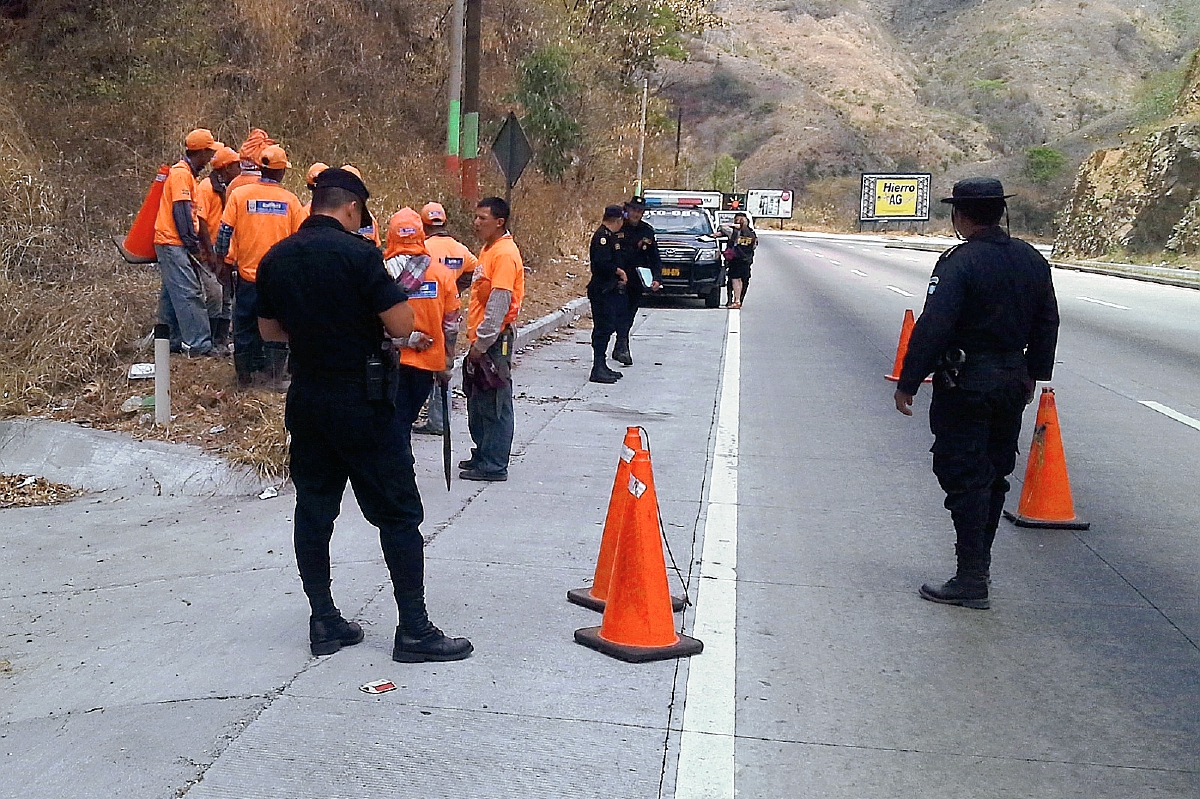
612;338;633;366
234;351;257;388
589;351;621;384
392;591;473;663
309;614;365;656
920;546;990;609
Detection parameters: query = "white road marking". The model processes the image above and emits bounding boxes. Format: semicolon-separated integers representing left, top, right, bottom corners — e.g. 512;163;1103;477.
1139;401;1200;432
802;248;813;253
886;285;914;297
1077;296;1130;310
675;310;740;799
851;269;868;277
811;252;824;258
829;259;841;265
906;257;920;262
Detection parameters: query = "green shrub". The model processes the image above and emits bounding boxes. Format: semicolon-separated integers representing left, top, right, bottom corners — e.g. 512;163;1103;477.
1024;147;1068;186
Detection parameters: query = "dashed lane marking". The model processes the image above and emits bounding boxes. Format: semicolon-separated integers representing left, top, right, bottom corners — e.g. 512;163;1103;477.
675;309;740;799
886;285;914;297
829;259;841;265
851;269;868;277
1139;401;1200;432
1077;296;1130;310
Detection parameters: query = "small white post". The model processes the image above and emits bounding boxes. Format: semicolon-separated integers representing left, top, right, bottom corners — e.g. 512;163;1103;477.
154;324;170;426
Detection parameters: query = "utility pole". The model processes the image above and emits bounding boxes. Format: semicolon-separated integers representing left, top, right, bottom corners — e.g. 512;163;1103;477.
635;77;648;197
445;0;466;180
461;0;481;202
673;105;682;178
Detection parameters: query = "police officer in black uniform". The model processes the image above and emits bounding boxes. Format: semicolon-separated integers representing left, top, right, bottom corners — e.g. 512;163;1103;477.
588;205;629;384
894;177;1060;610
612;196;661;366
256;167;472;662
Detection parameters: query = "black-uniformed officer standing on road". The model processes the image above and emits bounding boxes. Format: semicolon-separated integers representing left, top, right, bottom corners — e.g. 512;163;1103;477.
894;177;1060;610
613;196;661;366
588;205;630;384
256;168;473;662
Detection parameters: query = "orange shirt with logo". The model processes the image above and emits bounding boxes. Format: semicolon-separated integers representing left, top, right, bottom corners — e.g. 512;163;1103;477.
399;259;461;373
220;180;305;282
194;177;224;247
425;234;479;282
467;233;524;343
152;160;199;247
226;169;261;194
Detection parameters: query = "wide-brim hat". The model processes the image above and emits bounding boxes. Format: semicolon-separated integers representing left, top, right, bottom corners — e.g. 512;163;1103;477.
624;196;647;210
940;177;1015;204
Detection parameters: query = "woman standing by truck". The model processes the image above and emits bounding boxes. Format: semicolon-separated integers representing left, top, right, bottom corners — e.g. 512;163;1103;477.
725;213;757;309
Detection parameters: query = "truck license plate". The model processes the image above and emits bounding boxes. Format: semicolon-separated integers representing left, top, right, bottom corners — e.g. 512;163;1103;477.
661;267;681;277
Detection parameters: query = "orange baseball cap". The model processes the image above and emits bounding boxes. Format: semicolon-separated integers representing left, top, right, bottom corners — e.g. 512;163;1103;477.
260;144;291;170
305;162;329;186
341;164;363;179
211;146;240;170
384;208;427;258
420;202;447;226
185;129;221;151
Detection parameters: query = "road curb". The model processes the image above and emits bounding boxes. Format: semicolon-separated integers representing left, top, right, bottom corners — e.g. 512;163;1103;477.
515;296;590;352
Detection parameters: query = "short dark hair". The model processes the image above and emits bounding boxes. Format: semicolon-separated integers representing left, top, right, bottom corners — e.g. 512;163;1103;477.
261;167;287;183
477;196;510;225
955;198;1006;226
311;186;360;214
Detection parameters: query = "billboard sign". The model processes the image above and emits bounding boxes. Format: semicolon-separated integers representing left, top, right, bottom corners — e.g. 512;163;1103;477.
859;174;932;222
746;189;793;219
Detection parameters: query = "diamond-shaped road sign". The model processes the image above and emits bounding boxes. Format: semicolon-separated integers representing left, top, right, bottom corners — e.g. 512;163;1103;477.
492;111;533;190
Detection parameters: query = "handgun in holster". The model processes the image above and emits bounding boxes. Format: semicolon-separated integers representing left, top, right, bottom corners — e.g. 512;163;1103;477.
936;348;967;389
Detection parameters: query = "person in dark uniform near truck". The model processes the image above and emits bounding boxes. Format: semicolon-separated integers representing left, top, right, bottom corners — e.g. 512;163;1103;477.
893;177;1060;610
612;196;661;366
588;205;629;384
724;213;757;309
255;167;472;662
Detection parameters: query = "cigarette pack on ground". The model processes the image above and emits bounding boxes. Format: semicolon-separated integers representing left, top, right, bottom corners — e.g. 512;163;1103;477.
128;363;155;379
360;680;396;695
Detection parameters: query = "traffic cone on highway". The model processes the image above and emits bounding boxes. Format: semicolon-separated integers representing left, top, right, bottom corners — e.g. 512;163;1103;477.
575;450;703;663
1004;388;1090;530
885;309;930;383
114;165;169;264
568;428;685;613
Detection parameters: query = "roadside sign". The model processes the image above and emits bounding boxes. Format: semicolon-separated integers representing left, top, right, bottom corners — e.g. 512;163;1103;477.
722;193;747;211
859;174;931;222
746;189;793;219
492;112;533;196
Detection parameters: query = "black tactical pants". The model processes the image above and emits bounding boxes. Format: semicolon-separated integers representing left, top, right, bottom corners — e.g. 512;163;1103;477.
590;290;624;362
928;381;1027;569
617;286;641;348
286;378;425;607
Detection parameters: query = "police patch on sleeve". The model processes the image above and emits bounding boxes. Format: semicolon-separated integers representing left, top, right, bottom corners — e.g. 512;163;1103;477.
599;236;607;245
928;276;940;295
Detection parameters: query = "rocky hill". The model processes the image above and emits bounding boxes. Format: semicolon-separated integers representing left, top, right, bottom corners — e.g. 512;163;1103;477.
660;0;1199;233
1054;51;1200;260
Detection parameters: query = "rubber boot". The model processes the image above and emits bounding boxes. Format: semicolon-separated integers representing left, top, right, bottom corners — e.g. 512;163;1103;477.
919;546;990;609
210;318;231;356
262;342;291;393
392;591;473;663
234;351;257;388
612;336;633;366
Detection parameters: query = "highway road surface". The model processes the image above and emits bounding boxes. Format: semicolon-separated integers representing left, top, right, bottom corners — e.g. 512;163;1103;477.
1;231;1197;798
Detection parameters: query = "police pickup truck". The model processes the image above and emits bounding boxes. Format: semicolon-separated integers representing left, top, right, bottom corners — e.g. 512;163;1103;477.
643;206;725;308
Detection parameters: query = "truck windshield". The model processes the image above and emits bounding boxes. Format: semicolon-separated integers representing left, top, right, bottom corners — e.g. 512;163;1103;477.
645;208;713;235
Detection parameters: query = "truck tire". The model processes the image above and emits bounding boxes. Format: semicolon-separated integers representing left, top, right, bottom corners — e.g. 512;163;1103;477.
704;287;722;308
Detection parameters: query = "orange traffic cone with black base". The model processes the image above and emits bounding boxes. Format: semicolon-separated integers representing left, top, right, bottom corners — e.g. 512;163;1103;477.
575;450;703;663
1004;388;1089;530
568;427;684;613
886;309;933;383
114;165;169;264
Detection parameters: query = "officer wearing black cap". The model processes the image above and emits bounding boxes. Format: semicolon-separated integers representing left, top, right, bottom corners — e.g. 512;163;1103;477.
612;196;661;366
256;167;473;662
893;177;1060;610
588;205;629;383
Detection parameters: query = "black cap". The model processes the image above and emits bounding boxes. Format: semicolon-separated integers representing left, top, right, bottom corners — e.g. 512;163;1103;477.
624;196;647;210
603;204;625;220
314;167;371;229
940;177;1015;204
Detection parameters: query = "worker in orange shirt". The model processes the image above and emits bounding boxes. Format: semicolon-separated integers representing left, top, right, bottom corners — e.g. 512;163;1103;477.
411;201;477;436
341;165;382;247
194;145;241;353
217;144;306;388
153;128;222;356
460;197;524;482
302;162;329;216
226;128;273;193
384;208;461;442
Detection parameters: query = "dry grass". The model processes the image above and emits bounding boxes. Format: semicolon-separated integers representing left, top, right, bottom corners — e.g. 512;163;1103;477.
0;474;84;508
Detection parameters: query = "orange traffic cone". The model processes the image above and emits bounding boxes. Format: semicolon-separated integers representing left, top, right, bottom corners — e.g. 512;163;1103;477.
575;450;703;663
568;427;685;613
1004;388;1089;530
885;309;931;383
114;165;169;264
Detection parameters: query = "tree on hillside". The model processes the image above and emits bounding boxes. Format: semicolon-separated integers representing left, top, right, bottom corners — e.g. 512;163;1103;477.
516;46;583;180
710;154;737;193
